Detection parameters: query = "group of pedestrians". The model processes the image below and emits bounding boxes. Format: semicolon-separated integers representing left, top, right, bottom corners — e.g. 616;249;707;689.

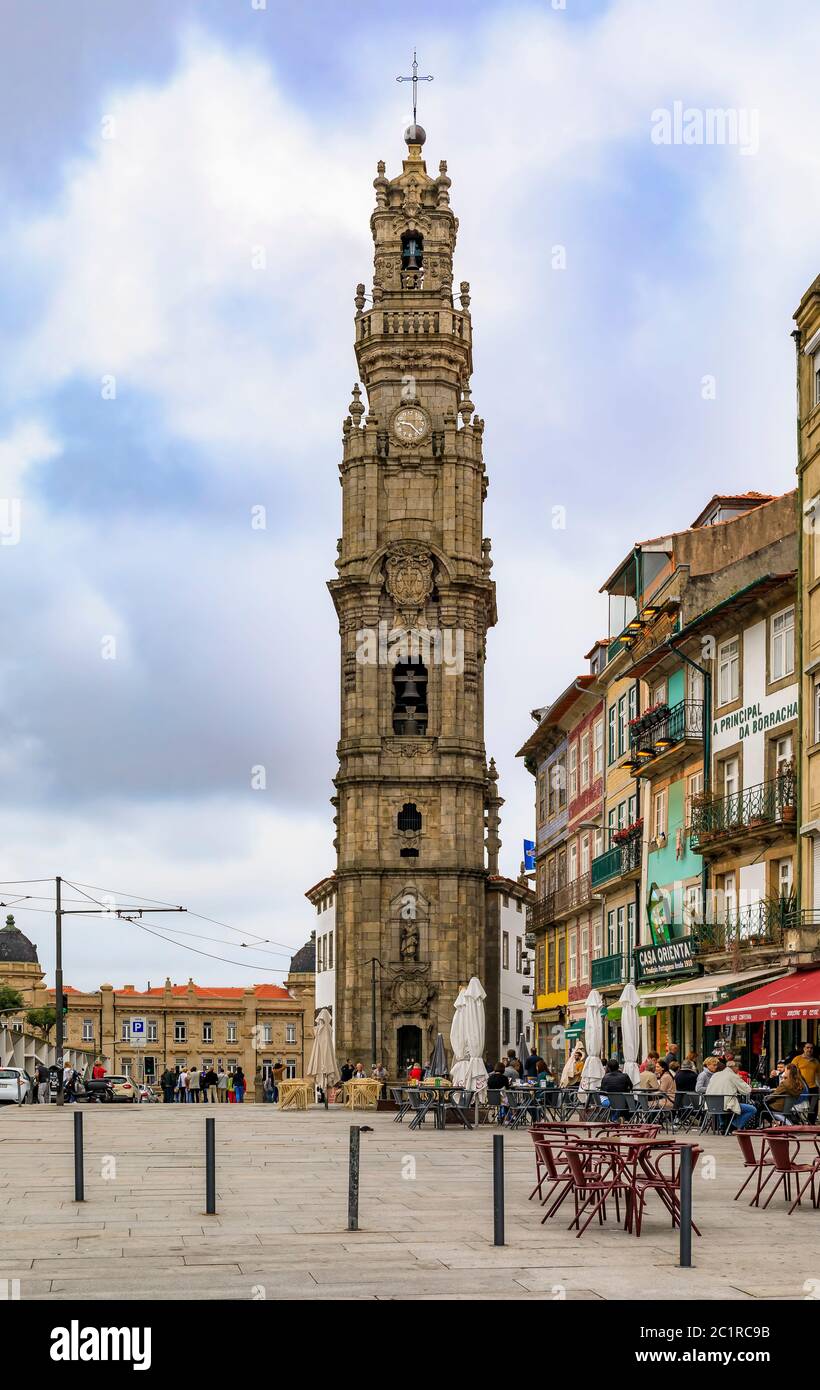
160;1064;246;1103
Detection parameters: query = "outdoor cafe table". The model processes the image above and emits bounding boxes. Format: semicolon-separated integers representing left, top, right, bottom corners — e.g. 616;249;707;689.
560;1134;697;1236
414;1084;469;1130
277;1078;313;1111
343;1078;382;1110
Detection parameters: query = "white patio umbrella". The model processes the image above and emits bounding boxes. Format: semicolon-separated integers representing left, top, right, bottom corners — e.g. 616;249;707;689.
450;986;468;1077
306;1009;339;1097
450;976;489;1093
579;988;606;1092
617;981;641;1085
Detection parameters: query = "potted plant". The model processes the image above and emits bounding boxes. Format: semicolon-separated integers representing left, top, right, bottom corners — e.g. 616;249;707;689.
777;757;796;823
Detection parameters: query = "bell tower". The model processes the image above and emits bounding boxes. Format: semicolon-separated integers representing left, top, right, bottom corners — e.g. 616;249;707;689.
328;118;498;1073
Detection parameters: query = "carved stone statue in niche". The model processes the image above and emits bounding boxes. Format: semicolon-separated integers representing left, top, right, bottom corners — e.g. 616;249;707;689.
400;918;420;962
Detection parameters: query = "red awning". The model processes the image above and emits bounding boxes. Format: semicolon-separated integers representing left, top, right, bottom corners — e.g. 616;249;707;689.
704;970;820;1026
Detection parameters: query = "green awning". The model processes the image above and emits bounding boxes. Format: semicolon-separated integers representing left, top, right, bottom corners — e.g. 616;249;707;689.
564;1020;586;1039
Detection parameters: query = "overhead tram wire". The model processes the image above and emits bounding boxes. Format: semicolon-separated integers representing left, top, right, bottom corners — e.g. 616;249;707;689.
64;877;298;951
118;914;291;975
6;889;299;960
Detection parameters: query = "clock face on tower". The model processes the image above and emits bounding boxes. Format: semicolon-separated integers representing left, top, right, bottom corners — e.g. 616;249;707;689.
391;405;429;444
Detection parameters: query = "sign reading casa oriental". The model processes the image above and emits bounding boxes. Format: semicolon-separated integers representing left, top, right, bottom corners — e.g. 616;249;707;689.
713;694;797;745
635;937;700;984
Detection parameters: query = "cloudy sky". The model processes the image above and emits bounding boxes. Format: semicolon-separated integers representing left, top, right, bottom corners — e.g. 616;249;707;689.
0;0;817;989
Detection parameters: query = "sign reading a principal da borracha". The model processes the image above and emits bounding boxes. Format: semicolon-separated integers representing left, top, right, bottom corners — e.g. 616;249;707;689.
635;937;700;983
713;697;798;742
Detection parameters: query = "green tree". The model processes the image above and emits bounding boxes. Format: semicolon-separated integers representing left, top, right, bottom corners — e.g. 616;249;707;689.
0;984;24;1015
26;1006;57;1038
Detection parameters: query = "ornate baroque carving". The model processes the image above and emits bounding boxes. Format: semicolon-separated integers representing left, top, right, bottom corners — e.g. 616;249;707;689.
384;542;434;622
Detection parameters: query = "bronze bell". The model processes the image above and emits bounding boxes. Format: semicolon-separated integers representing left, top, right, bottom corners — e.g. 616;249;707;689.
400;673;422;704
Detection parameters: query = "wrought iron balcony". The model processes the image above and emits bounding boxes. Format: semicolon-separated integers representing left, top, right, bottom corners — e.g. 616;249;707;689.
591;835;642;889
628;700;704;768
689;770;796;851
590;951;629;988
552;872;593;918
694;899;795;956
527;896;556;932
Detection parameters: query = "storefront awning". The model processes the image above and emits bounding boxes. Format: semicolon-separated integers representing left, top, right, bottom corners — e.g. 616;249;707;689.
564;1020;586;1039
638;966;785;1010
705;969;820;1026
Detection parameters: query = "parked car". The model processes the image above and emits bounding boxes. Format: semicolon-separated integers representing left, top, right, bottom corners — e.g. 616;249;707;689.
0;1067;33;1104
107;1075;137;1103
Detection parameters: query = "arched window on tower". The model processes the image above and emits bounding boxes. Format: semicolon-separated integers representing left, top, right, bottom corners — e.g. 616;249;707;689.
397;803;422;832
401;232;424;289
393;662;428;735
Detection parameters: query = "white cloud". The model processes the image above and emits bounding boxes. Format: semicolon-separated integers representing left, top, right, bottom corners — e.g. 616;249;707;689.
1;3;819;985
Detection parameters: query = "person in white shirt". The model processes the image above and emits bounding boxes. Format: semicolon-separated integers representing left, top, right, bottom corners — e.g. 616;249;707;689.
176;1068;188;1103
187;1066;200;1102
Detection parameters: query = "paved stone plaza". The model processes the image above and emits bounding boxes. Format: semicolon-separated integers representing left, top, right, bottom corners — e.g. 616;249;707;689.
0;1105;816;1300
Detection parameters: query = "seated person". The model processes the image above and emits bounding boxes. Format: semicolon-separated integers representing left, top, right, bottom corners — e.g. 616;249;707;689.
768;1063;809;1118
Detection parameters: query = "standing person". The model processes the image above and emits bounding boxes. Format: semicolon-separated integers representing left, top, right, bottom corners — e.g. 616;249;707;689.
206;1066;218;1105
187;1064;200;1102
176;1066;188;1102
217;1066;228;1103
199;1066;209;1103
160;1066;175;1104
271;1059;285;1103
36;1062;50;1104
791;1042;820;1118
262;1070;275;1103
62;1062;75;1103
233;1066;246;1103
340;1060;354;1084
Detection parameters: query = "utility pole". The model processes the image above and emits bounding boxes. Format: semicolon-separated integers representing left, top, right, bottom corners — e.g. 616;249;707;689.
55;876;64;1106
54;876;187;1106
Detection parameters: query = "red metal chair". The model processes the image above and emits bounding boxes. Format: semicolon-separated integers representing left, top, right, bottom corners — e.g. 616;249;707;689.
762;1134;819;1214
733;1130;775;1206
629;1144;703;1237
529;1133;576;1222
562;1143;630;1238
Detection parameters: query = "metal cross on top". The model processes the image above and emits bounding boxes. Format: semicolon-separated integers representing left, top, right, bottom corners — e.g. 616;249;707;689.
396;50;433;125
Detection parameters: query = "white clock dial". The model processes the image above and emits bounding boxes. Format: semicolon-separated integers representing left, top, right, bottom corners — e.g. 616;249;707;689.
393;406;428;443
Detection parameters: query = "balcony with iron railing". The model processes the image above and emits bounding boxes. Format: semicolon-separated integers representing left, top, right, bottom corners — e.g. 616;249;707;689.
552;871;594;920
693;899;795;958
628;699;704;777
689;769;796;853
591;833;642;889
590;950;630;988
526;895;557;933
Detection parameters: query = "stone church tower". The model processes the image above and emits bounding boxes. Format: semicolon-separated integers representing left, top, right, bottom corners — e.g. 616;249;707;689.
328;121;499;1073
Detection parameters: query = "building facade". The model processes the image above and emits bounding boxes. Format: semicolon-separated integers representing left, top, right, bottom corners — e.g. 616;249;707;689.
521;484;819;1077
797;276;820;924
0;916;316;1099
321;120;504;1073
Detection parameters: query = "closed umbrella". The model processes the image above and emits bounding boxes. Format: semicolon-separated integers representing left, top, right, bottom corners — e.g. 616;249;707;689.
426;1032;449;1079
618;981;641;1086
306;1009;339;1102
580;988;605;1093
450;976;489;1093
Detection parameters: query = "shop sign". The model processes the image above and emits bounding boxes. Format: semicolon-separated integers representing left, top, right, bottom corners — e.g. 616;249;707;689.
635;936;701;983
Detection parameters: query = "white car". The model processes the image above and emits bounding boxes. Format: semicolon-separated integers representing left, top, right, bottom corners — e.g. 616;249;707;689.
0;1067;32;1104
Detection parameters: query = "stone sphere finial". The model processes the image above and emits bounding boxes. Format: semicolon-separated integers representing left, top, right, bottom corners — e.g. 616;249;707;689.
404;123;426;147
